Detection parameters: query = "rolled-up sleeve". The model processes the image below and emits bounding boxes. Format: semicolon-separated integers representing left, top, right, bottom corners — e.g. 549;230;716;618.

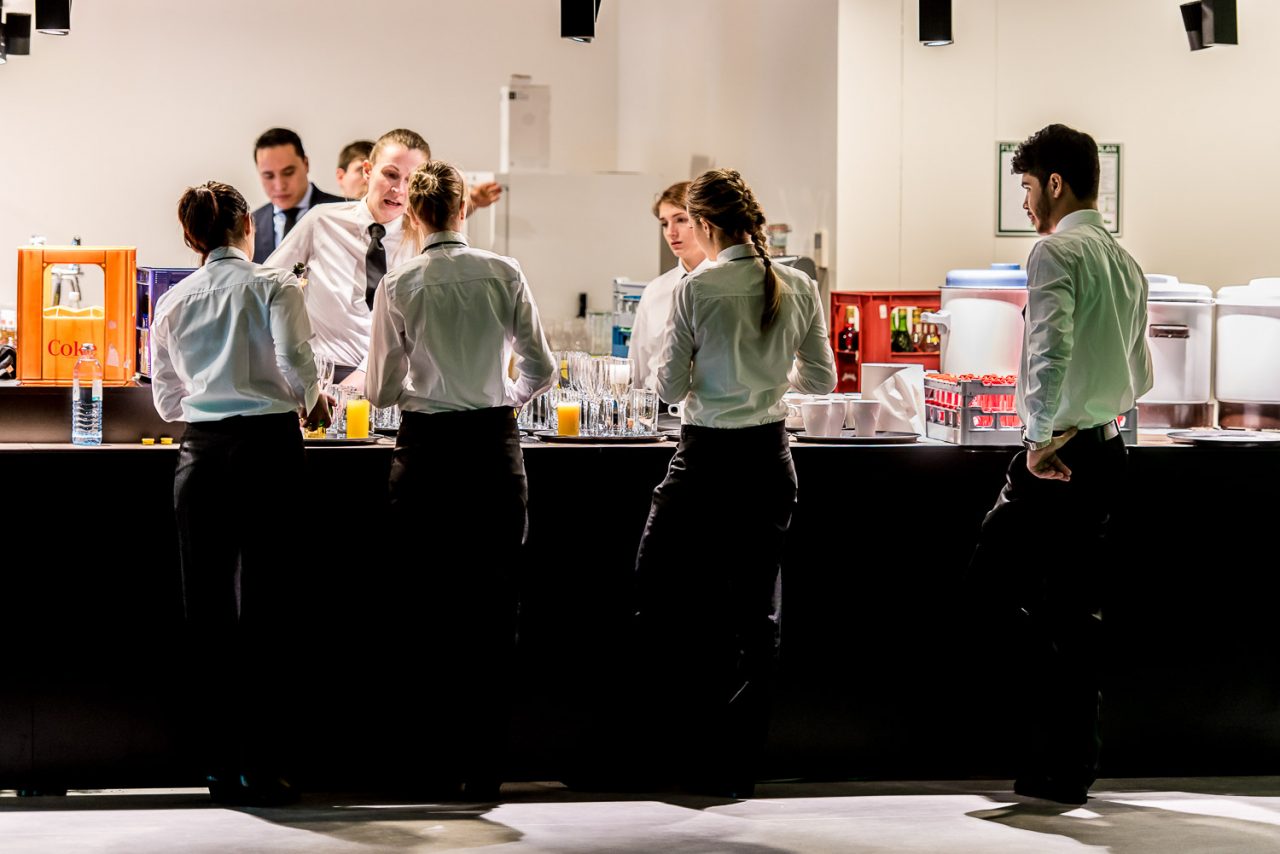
508;272;557;406
148;314;186;423
365;278;407;409
1022;243;1076;443
268;276;319;412
788;283;837;394
656;278;695;405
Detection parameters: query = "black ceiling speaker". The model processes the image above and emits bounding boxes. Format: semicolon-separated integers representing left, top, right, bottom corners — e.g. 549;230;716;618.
36;0;71;35
4;12;32;55
1201;0;1238;47
1180;2;1207;50
1181;0;1237;51
919;0;952;46
561;0;601;43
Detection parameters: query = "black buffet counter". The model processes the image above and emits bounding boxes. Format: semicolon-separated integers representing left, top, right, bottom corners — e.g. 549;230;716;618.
1;434;1278;792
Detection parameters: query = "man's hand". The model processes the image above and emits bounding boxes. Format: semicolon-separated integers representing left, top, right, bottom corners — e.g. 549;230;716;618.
303;394;334;432
467;182;503;214
1026;427;1077;481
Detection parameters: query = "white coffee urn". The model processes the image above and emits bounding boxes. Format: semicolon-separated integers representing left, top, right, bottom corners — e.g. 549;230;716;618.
1138;275;1215;428
923;264;1028;376
1215;277;1280;429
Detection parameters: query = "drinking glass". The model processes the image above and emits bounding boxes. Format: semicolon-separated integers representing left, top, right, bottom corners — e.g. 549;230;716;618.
630;388;659;435
314;353;335;391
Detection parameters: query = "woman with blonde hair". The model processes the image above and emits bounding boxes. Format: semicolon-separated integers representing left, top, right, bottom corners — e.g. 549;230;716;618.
367;160;556;800
268;129;502;387
633;168;836;798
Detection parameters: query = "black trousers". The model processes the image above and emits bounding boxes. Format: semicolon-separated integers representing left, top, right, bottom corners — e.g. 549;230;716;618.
173;411;305;777
388;406;527;785
970;431;1128;790
633;420;797;788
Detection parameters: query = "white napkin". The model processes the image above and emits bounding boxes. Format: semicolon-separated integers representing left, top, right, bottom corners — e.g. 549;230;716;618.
870;367;926;435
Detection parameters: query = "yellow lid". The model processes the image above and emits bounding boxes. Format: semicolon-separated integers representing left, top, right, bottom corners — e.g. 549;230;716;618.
140;437;155;445
159;437;174;445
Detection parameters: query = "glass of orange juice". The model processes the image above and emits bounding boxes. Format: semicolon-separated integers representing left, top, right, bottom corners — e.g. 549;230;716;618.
345;391;371;439
556;396;581;436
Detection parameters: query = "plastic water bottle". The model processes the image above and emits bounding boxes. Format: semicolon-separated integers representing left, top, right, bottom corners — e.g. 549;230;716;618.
71;343;103;446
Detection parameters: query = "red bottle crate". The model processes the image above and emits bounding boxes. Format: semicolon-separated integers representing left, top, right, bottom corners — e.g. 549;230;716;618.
829;290;941;392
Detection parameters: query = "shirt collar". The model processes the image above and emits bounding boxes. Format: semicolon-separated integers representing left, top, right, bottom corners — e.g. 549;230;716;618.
1055;208;1104;233
425;230;469;249
206;246;249;264
274;183;314;216
717;242;761;263
355;197;404;237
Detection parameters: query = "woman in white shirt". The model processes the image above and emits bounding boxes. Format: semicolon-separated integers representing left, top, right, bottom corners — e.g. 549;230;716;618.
150;181;328;807
366;160;556;800
633;168;836;798
628;182;707;395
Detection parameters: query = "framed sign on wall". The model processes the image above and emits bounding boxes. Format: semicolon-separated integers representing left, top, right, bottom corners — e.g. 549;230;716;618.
997;142;1121;236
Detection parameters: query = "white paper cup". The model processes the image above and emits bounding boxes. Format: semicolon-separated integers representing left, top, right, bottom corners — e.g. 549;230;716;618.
802;400;833;435
846;399;883;437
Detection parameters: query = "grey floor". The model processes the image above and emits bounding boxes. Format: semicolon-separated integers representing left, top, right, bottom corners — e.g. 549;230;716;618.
3;778;1280;853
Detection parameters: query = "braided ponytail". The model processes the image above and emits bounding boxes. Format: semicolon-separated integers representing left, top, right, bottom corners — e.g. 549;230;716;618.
687;168;781;333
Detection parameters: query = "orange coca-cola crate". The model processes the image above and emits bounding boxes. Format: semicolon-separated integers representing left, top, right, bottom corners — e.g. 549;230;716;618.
829;290;940;392
15;245;137;386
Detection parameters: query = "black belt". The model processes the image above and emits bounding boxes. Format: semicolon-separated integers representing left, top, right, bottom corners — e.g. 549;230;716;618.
1059;419;1120;444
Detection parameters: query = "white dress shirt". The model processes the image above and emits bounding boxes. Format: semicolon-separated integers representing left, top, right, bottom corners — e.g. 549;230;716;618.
366;231;558;414
272;183;316;249
629;258;711;393
150;246;319;423
657;243;837;428
1016;209;1154;443
265;199;415;369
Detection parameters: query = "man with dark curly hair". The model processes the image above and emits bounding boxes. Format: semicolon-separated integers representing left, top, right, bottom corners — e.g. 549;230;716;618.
972;123;1152;806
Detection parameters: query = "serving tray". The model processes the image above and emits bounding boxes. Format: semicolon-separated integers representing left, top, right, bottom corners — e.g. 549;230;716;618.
793;431;919;445
533;431;668;444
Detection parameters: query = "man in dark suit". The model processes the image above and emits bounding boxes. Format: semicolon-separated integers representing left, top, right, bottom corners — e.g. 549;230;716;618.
251;128;344;263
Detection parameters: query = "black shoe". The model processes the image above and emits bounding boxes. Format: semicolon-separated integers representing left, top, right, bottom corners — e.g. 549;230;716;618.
1014;776;1088;806
207;772;298;807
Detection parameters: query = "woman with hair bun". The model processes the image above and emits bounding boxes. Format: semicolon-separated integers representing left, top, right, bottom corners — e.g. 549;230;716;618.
150;180;328;806
633;168;836;798
366;160;556;800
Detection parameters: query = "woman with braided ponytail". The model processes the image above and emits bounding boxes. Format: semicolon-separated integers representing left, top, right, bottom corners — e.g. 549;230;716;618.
633;168;836;798
366;160;557;800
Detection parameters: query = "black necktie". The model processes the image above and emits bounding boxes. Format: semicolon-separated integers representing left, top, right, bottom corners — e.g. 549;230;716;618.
365;223;387;309
281;207;300;243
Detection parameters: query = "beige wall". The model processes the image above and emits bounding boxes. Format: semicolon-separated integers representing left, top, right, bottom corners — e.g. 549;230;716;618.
838;0;1280;292
615;0;840;274
0;0;621;303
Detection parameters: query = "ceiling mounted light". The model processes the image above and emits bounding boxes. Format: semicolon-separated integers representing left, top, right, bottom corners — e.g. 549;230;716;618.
561;0;601;43
36;0;71;36
919;0;952;46
4;12;31;55
1180;0;1237;51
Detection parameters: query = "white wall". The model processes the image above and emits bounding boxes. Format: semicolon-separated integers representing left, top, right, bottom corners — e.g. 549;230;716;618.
615;0;840;275
0;0;620;305
838;0;1280;291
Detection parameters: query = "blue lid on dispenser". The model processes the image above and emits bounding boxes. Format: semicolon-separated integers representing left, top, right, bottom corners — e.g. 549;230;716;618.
944;264;1027;288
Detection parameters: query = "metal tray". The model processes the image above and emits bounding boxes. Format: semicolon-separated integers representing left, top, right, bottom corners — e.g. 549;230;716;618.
1168;429;1280;447
533;431;668;444
794;431;919;445
303;437;383;446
